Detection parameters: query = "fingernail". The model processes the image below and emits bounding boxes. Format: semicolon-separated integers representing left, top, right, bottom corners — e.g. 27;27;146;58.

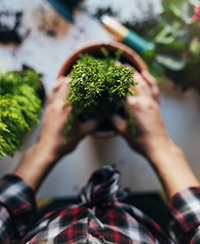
115;60;122;66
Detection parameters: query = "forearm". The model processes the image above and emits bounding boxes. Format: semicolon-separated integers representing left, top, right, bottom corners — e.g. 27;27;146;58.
148;140;200;199
13;142;58;192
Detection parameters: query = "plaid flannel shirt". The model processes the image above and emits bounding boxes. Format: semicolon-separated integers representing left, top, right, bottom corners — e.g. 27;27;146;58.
0;166;200;244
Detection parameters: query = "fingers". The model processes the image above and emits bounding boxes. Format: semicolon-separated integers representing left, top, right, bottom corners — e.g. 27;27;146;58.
79;119;99;136
133;70;160;103
134;71;152;97
124;63;133;69
70;118;99;140
51;76;66;91
141;70;160;102
114;62;159;102
115;60;122;67
115;61;132;70
51;76;71;93
48;76;71;104
58;77;71;100
110;114;128;136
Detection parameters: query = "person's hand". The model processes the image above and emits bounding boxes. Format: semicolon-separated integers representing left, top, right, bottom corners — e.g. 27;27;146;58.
37;76;98;161
14;76;98;191
110;69;200;199
110;70;172;159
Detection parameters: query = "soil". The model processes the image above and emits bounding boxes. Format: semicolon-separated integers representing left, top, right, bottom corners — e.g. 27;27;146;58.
0;11;29;44
0;5;69;43
35;5;58;37
33;5;70;37
94;7;118;19
95;106;125;132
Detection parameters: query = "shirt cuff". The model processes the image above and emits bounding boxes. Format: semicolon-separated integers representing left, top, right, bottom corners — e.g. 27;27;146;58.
167;187;200;243
0;174;37;238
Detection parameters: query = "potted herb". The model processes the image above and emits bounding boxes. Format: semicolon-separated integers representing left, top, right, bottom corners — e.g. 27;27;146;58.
0;66;45;159
145;0;200;92
58;42;148;137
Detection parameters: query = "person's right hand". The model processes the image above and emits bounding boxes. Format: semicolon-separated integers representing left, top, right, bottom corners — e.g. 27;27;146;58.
37;76;98;161
110;70;172;159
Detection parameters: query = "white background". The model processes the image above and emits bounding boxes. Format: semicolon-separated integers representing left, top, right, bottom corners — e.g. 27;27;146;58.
0;0;200;198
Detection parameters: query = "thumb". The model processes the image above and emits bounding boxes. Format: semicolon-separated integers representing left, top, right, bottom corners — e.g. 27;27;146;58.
80;119;99;135
110;114;128;136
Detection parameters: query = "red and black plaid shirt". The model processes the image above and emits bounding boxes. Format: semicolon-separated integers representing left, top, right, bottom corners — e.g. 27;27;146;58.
0;166;200;243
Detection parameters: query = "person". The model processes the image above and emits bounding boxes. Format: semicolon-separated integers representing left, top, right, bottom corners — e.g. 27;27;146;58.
0;70;200;244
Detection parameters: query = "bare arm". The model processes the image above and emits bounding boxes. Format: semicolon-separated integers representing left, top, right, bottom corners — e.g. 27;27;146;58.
13;76;97;192
111;70;199;199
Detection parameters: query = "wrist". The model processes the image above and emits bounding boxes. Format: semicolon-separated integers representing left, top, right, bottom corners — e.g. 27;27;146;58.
146;139;182;167
31;142;57;165
14;142;58;192
146;140;200;199
33;141;56;163
34;139;63;164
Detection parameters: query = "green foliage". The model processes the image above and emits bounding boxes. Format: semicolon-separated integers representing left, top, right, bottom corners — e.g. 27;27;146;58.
145;0;200;91
0;67;42;158
65;49;136;139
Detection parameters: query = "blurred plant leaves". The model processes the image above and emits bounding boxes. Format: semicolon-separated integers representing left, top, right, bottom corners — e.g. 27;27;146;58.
143;0;200;92
155;54;186;71
189;38;200;55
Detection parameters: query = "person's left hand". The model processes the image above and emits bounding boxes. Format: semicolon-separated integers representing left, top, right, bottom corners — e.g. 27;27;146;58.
37;76;98;161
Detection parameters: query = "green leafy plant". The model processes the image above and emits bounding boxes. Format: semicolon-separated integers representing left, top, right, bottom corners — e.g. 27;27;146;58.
144;0;200;92
0;66;43;159
65;48;136;139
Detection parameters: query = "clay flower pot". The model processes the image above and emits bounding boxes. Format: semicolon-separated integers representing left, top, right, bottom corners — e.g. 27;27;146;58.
58;41;148;137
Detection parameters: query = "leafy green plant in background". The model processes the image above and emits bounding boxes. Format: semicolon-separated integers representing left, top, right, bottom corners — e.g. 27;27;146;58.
144;0;200;92
65;48;136;139
0;66;43;159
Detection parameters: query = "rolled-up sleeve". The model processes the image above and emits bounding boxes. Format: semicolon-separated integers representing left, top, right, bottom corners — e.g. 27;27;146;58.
0;174;37;244
167;187;200;244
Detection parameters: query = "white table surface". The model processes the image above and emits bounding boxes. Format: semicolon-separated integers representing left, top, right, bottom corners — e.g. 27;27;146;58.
0;0;200;198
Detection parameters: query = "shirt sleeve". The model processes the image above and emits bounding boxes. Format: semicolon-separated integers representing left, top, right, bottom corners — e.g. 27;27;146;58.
167;187;200;244
0;174;37;244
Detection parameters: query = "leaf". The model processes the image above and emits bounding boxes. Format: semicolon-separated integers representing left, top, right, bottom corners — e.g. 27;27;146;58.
189;0;200;6
181;1;194;24
154;27;175;44
148;0;200;92
170;4;182;17
167;0;186;4
155;54;186;71
0;68;42;158
149;61;165;82
66;50;136;137
189;38;200;55
142;49;155;62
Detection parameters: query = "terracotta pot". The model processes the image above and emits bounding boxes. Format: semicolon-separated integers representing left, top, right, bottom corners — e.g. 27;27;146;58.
57;41;148;137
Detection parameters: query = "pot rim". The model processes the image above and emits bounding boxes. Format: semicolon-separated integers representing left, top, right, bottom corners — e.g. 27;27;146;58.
58;41;148;78
57;41;148;138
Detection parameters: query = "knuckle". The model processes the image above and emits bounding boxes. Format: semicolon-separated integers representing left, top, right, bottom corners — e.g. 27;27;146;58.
127;96;137;106
137;98;158;112
140;83;147;90
65;77;72;84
